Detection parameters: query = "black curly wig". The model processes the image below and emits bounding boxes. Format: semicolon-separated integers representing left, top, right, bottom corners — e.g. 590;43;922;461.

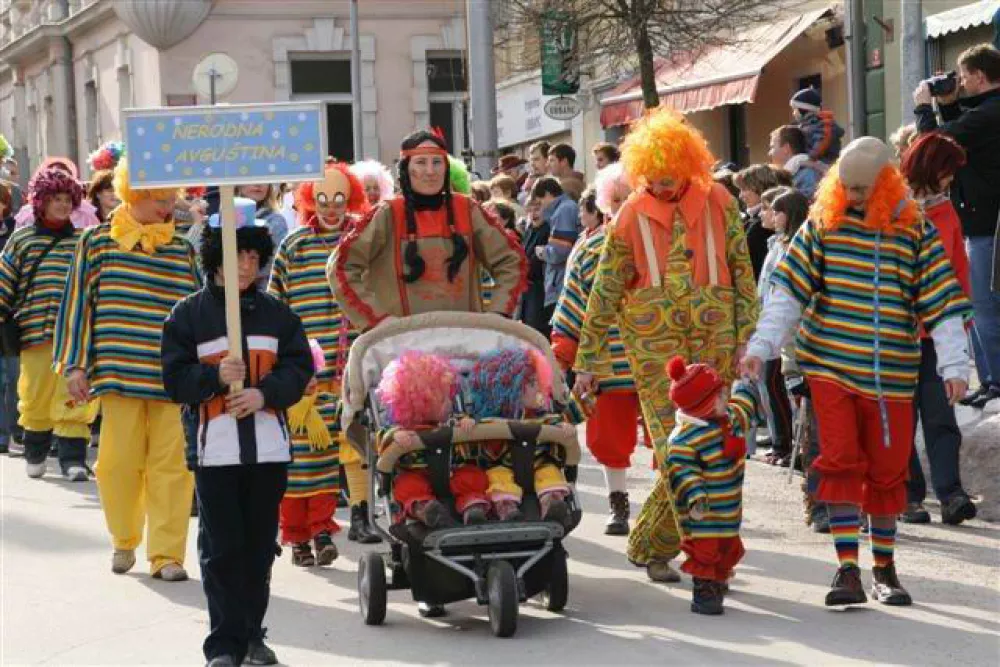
199;223;274;281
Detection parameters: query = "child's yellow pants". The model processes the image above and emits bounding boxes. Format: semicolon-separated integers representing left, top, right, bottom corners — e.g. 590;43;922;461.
487;464;568;501
17;343;89;438
95;393;193;574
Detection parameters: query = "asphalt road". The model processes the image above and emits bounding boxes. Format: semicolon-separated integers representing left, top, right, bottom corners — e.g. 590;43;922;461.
2;443;998;666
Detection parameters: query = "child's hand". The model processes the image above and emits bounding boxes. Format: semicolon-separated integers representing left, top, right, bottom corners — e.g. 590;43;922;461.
395;430;419;448
456;417;476;435
219;355;246;385
689;498;709;521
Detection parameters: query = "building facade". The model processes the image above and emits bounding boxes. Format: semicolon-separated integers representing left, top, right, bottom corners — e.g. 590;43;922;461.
0;0;469;180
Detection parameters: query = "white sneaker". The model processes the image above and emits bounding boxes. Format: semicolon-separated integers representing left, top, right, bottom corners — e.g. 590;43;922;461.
111;549;136;574
25;461;46;478
154;563;189;582
63;465;89;482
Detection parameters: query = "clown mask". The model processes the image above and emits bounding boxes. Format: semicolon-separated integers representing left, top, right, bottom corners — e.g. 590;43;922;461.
314;168;352;229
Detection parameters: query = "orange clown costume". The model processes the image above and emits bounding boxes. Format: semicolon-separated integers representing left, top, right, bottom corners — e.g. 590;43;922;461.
53;159;199;579
574;110;759;580
268;162;381;548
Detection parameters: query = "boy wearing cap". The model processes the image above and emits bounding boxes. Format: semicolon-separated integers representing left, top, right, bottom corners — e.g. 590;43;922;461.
665;355;760;615
790;87;845;165
162;199;312;667
743;137;972;607
55;158;200;581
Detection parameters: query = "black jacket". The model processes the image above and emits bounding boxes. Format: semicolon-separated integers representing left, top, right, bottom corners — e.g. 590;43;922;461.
915;88;1000;237
162;282;312;468
742;208;772;282
520;221;551;334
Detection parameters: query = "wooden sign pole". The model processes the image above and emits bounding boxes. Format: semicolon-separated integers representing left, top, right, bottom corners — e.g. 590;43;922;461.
219;185;244;392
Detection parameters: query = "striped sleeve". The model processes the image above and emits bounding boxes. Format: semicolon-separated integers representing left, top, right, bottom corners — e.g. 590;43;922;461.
913;221;974;332
0;234;21;317
551;237;599;344
574;223;634;374
667;423;709;510
267;235;291;304
726;382;760;437
771;218;823;307
53;227;99;375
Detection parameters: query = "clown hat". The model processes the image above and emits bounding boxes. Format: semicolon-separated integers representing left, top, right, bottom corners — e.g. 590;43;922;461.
666;356;724;419
207;197;265;229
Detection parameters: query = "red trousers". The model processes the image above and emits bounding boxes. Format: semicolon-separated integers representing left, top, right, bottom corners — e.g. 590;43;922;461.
279;493;340;544
586;391;641;469
394;465;489;517
680;536;745;582
809;378;914;516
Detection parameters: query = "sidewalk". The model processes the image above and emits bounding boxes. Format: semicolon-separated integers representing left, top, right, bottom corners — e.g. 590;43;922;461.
2;445;998;666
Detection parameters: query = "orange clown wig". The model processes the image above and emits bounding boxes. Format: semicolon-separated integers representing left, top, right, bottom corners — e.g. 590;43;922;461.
809;137;920;233
295;160;369;228
620;108;716;191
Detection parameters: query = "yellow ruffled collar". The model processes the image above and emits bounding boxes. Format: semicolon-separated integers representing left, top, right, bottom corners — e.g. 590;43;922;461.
109;205;176;253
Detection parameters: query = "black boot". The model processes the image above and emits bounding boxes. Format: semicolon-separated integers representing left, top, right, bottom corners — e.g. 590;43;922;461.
56;436;89;481
825;564;867;606
941;492;977;526
23;430;52;478
605;491;630;536
871;563;912;606
691;578;724;615
348;501;383;544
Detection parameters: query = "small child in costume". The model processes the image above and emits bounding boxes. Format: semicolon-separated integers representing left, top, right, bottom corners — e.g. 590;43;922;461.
665;356;760;616
790;87;845;165
376;350;491;528
279;339;342;567
467;347;576;526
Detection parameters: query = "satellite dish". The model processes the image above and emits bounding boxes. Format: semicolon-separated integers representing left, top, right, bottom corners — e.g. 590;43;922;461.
192;53;239;102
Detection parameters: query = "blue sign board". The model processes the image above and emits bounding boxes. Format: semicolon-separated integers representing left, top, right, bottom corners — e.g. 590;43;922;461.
123;101;327;189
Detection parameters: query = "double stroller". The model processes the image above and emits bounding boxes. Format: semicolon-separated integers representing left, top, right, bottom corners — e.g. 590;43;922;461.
340;313;583;637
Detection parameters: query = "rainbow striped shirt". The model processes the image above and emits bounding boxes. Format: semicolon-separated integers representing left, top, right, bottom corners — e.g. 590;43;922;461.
267;226;358;384
668;384;757;539
771;215;972;401
0;225;81;348
551;227;634;391
53;224;201;400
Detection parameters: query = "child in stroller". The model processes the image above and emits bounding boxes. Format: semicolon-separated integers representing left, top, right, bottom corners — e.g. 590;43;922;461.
342;312;583;636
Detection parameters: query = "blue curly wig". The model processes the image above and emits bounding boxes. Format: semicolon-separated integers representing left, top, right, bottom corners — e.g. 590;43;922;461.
466;347;552;419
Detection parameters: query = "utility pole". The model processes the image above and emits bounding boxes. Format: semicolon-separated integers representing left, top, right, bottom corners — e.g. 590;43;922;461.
900;0;925;123
845;0;868;139
466;0;498;178
350;0;364;160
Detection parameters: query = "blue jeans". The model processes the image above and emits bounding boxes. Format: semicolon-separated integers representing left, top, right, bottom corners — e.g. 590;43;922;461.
0;355;19;446
966;236;1000;388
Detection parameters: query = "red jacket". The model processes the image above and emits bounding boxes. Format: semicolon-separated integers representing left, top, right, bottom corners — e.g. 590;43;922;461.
922;198;971;339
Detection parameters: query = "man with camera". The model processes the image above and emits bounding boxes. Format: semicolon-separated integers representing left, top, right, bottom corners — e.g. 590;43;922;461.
914;43;1000;409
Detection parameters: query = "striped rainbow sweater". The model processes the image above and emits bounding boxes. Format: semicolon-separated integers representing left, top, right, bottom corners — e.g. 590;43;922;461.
771;214;972;400
668;383;757;539
268;225;358;383
0;224;81;348
268;225;357;497
551;226;634;391
53;223;201;400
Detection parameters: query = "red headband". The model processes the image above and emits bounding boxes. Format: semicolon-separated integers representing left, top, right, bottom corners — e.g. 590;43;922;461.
400;146;448;159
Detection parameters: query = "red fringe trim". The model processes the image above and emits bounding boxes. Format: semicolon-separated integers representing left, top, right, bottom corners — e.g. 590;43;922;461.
550;333;578;372
473;200;528;316
333;203;389;329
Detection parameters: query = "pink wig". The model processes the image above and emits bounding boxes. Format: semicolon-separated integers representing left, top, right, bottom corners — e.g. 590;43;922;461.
30;167;83;223
349;160;395;202
593;162;630;216
308;339;326;374
376;351;457;428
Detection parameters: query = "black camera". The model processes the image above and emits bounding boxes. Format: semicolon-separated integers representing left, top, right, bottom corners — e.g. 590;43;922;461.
926;71;958;97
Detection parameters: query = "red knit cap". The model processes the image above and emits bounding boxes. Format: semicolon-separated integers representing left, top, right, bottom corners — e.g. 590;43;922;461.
666;356;724;419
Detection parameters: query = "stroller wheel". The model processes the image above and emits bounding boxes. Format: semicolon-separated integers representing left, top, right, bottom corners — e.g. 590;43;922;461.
358;552;387;626
487;561;518;638
541;548;568;613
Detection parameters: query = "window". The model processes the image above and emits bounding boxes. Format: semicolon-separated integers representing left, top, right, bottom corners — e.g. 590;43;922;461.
290;59;352;95
84;80;100;153
290;58;354;162
427;53;469;153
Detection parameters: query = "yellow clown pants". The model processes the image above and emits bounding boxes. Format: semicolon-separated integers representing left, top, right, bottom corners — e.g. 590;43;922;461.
339;432;370;508
487;464;568;501
95;393;193;574
17;343;90;438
